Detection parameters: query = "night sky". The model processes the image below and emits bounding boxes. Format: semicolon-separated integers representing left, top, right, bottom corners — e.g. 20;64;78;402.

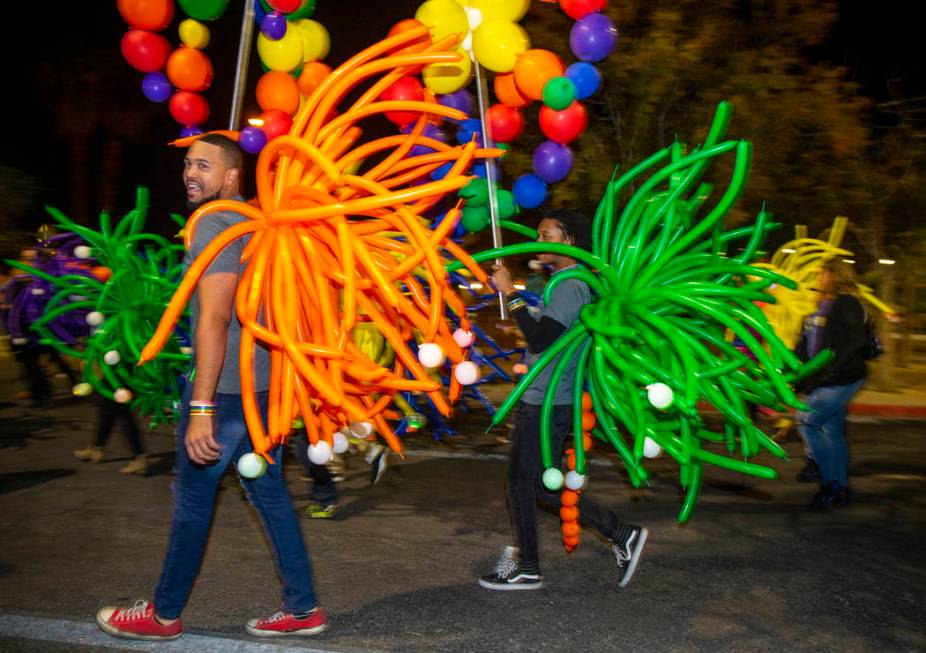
0;1;922;237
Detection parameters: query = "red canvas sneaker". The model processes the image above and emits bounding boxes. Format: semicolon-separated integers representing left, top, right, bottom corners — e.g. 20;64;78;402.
96;600;182;641
245;608;327;637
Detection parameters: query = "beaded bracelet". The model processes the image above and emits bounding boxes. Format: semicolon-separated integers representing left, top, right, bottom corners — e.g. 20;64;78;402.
506;296;527;312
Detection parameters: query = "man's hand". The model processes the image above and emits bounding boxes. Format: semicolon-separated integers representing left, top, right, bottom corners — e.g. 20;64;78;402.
185;415;221;464
490;263;516;296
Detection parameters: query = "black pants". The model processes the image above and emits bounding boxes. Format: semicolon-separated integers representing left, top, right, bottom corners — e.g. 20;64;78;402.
94;397;144;456
507;402;629;565
17;346;51;403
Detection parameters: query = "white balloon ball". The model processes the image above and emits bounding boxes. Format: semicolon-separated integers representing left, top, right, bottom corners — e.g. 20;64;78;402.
238;452;267;479
179;346;192;355
453;361;481;386
12;337;27;346
31;287;45;296
565;470;587;491
113;388;133;404
103;350;121;366
349;421;373;438
74;245;92;259
417;342;446;368
643;436;663;459
332;431;349;454
72;382;93;397
452;328;476;348
528;259;544;271
646;382;674;410
542;467;564;491
86;311;104;326
308;440;333;465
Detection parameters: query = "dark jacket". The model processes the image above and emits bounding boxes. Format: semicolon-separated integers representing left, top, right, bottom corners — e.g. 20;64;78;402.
795;294;867;391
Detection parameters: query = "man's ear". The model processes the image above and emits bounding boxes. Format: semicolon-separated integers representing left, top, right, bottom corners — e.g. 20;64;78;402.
224;167;240;191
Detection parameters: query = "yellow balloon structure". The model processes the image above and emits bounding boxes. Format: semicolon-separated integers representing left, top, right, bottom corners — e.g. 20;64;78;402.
757;216;895;349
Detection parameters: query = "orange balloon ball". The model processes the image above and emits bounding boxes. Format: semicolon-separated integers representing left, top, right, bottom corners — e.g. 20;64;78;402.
581;412;597;432
296;62;332;97
563;535;579;547
562;521;580;537
117;0;174;31
582;434;593;451
513;49;564;101
90;266;112;282
494;72;530;109
560;506;579;522
561;489;580;507
256;71;301;114
581;391;593;411
566;450;576;469
166;47;214;92
388;18;432;56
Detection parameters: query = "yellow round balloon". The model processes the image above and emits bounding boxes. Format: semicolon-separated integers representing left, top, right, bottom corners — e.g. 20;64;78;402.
257;24;304;72
423;48;473;94
472;20;530;73
472;0;529;22
296;19;331;63
178;18;210;49
415;0;469;43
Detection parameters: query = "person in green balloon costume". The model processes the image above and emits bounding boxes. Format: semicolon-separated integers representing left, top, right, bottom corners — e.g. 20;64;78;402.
479;209;648;591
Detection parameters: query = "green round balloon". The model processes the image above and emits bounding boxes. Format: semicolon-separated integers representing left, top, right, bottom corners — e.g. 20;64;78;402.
459;179;489;207
493;188;519;220
542;76;577;111
461;205;491;232
179;0;229;21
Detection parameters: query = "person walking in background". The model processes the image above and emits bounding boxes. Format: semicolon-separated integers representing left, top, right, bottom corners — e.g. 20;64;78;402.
96;134;327;641
481;209;648;591
73;395;148;474
795;258;868;510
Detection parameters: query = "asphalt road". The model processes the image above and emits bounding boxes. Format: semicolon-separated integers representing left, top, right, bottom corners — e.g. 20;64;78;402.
0;381;924;652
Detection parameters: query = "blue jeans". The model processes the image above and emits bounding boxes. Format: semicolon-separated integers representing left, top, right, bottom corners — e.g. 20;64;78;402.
153;389;317;619
798;379;864;487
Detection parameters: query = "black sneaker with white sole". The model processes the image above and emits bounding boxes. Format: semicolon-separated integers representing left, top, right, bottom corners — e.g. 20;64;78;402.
611;526;648;588
478;546;542;591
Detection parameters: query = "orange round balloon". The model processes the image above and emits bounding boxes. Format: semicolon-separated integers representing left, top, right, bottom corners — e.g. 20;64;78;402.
513;49;564;101
560;506;579;522
561;489;579;507
581;412;596;432
388;19;432;56
582;433;593;451
581;391;593;411
494;72;530;109
166;47;214;92
296;62;332;98
117;0;174;31
90;266;112;282
562;521;580;537
256;70;301;114
566;450;576;469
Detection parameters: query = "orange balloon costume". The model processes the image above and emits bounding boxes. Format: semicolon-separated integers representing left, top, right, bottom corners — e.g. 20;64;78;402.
141;25;501;461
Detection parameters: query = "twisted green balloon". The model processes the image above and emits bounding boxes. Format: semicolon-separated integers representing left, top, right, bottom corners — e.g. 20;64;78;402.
452;102;833;522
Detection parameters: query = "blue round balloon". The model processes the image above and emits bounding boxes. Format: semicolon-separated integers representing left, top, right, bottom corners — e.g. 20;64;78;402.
260;12;287;40
512;174;548;209
570;12;618;63
142;72;172;103
532;141;573;184
254;0;267;21
565;62;603;99
456;118;483;145
239;126;268;154
431;161;454;180
438;89;474;117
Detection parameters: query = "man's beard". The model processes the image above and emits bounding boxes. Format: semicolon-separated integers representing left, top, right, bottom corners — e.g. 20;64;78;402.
186;190;222;211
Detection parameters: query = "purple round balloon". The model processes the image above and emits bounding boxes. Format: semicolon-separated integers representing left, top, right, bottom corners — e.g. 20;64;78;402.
239;126;268;154
180;125;204;138
142;72;172;103
260;12;287;40
532;141;573;184
437;89;474;117
570;12;618;63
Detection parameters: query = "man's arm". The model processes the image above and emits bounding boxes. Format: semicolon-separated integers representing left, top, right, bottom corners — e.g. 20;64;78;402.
185;271;237;464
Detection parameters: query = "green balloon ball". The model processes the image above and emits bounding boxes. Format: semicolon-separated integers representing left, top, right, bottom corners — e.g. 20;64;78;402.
542;76;577;111
461;205;491;232
179;0;229;21
493;188;519;220
542;467;564;491
237;452;267;479
459;178;489;207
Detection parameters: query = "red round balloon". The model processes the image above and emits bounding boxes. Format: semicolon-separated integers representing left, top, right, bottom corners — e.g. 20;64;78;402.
169;91;210;126
558;0;608;20
120;30;171;73
258;109;294;141
379;76;425;127
268;0;301;12
539;101;588;144
486;104;524;143
117;0;174;30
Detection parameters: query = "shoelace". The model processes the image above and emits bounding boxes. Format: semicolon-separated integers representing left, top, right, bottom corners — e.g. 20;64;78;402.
262;611;289;624
613;544;630;566
494;551;518;579
115;600;151;623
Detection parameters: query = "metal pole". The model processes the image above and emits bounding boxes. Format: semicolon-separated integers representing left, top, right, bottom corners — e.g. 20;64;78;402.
228;0;257;131
472;56;507;320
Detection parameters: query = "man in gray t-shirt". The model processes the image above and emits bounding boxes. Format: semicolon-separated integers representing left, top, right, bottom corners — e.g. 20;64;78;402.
480;209;647;593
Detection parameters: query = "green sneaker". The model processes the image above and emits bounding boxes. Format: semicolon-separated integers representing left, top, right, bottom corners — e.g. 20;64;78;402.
305;503;339;519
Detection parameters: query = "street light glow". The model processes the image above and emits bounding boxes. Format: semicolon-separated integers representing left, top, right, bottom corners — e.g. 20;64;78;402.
878;258;896;265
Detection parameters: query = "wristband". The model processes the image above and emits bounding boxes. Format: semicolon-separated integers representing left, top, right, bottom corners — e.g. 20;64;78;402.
189;400;216;407
506;296;527;312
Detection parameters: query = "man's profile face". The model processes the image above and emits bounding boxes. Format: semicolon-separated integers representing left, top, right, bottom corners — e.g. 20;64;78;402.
183;141;231;211
535;217;573;266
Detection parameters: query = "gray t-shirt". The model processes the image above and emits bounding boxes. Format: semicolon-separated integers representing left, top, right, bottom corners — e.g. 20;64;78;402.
184;202;270;394
521;269;591;406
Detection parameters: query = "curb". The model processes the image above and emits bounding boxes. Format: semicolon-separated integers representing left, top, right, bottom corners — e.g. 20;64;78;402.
848;403;926;418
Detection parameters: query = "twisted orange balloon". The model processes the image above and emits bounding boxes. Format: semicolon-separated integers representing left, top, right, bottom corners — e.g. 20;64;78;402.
141;25;500;459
